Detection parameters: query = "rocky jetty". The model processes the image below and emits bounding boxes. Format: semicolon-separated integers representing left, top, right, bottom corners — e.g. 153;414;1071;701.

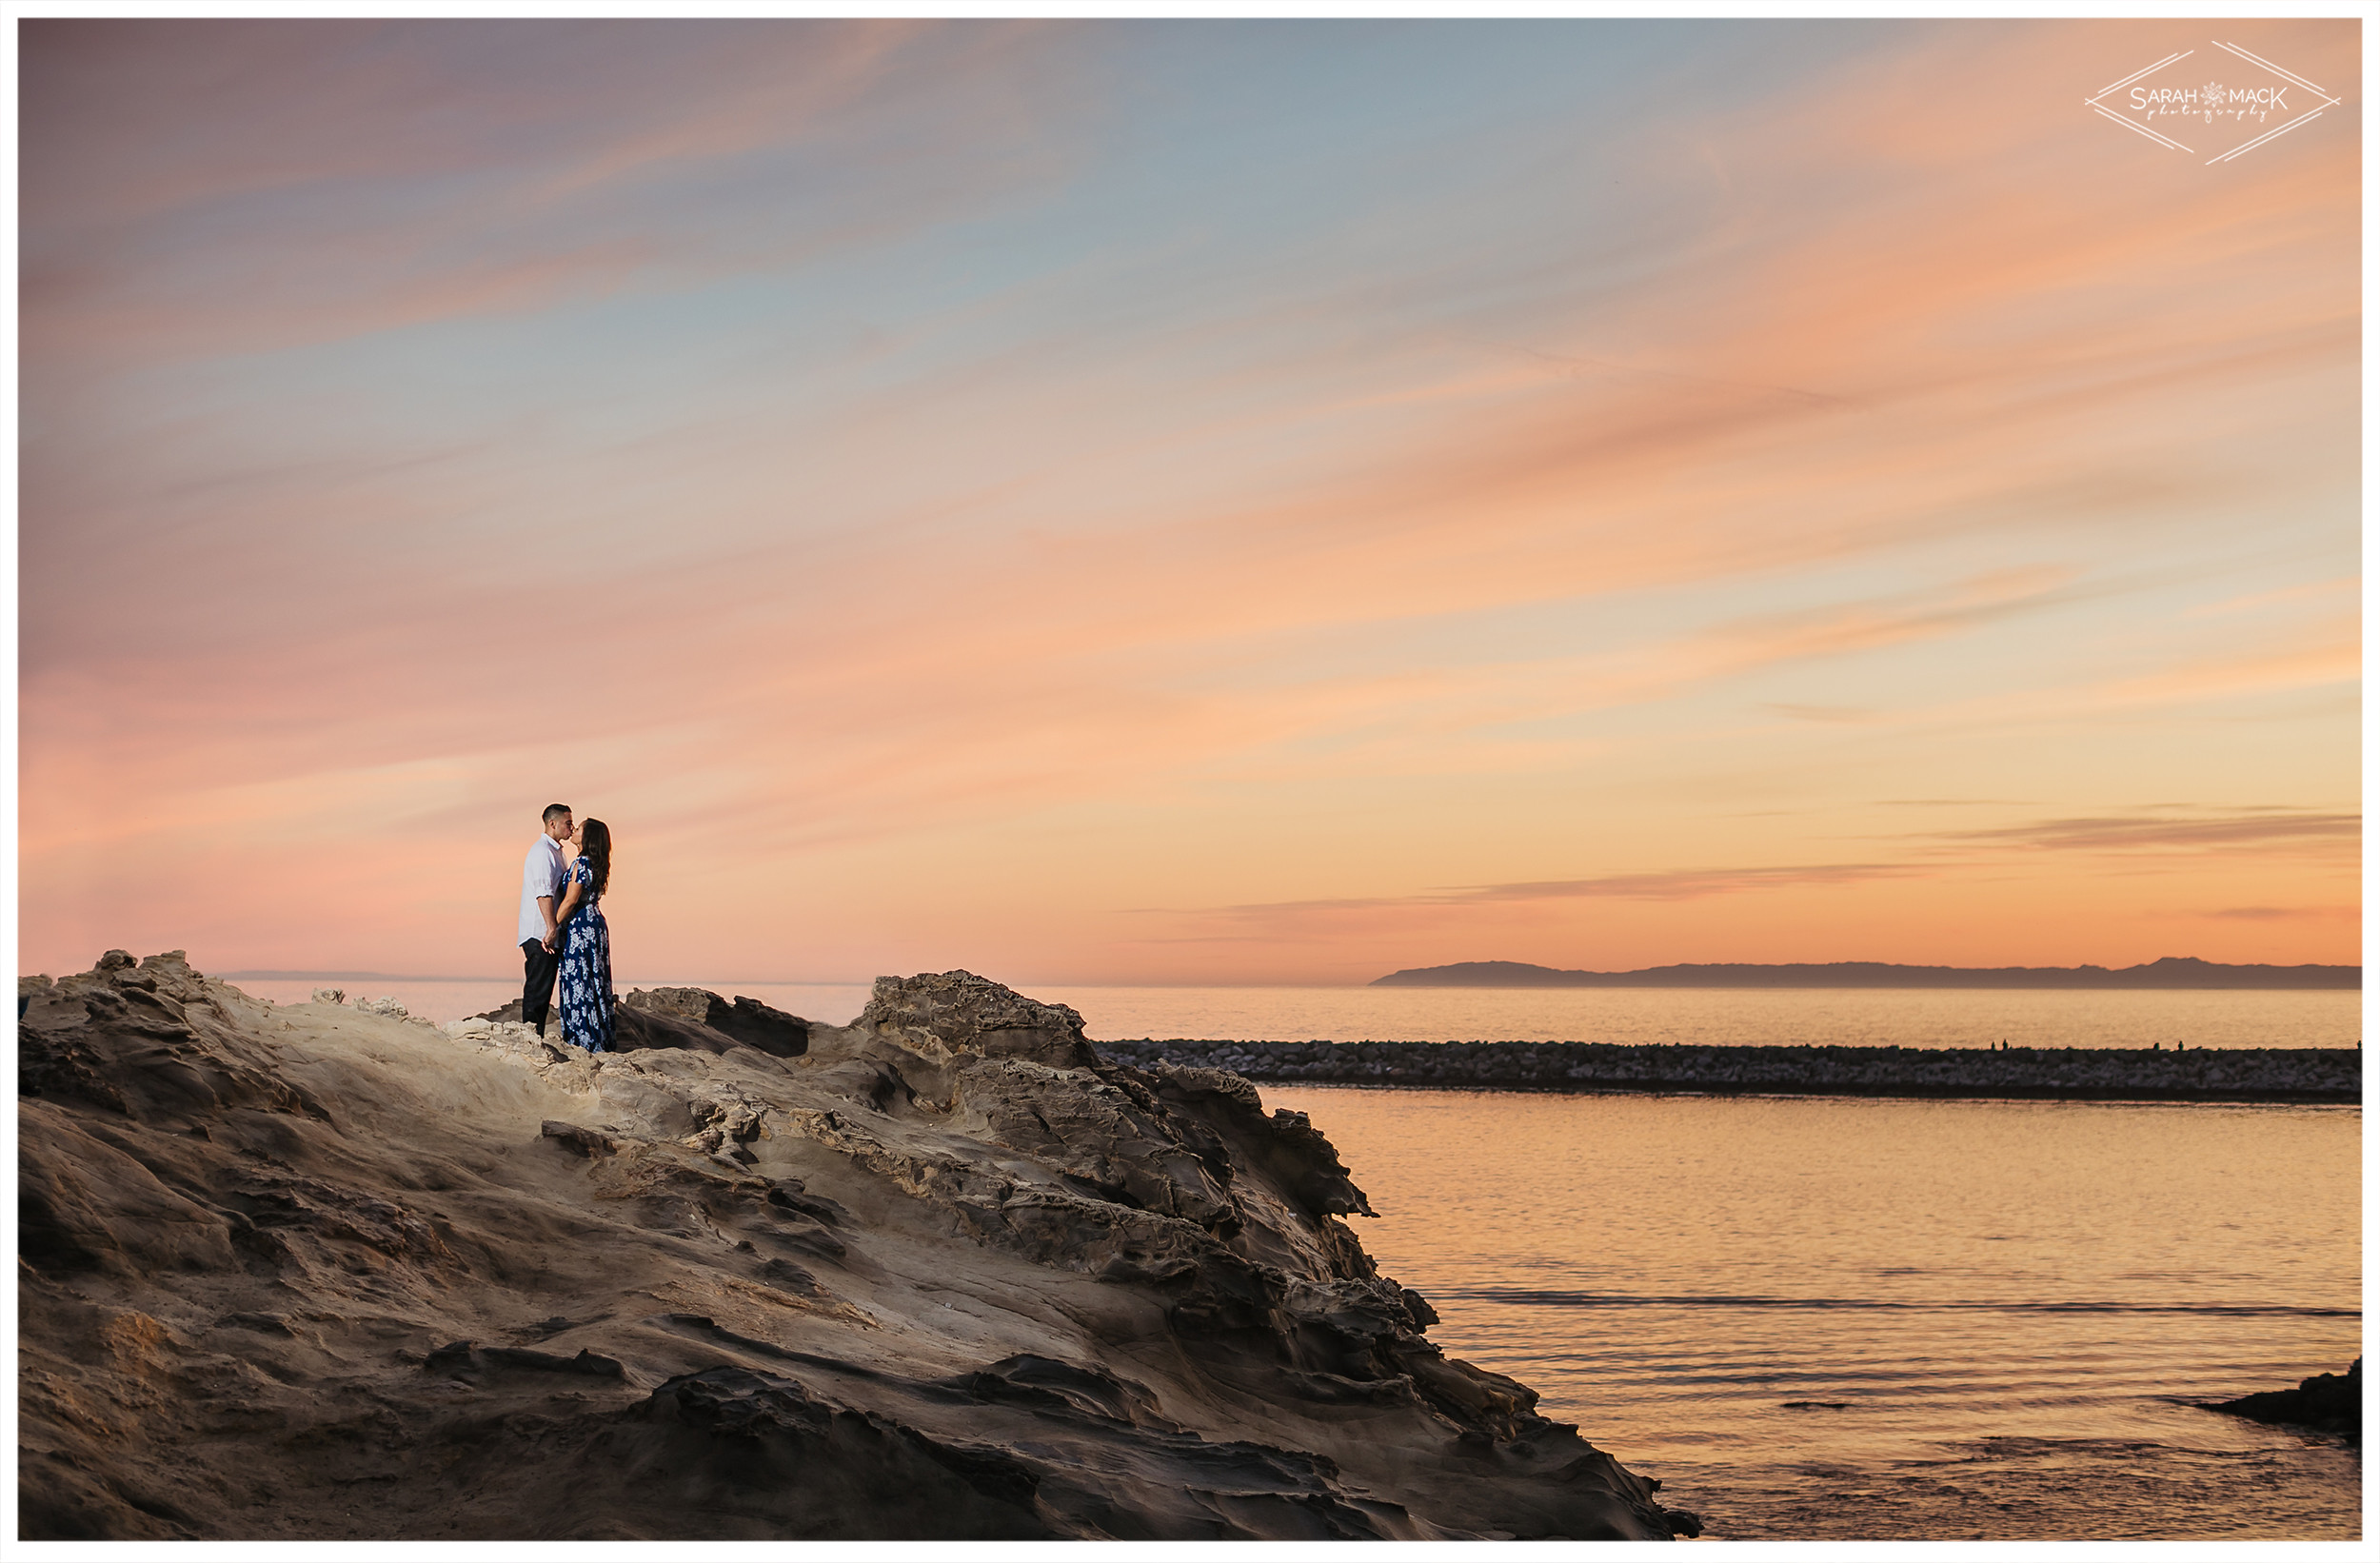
2204;1359;2362;1442
1090;1039;2358;1102
18;952;1695;1540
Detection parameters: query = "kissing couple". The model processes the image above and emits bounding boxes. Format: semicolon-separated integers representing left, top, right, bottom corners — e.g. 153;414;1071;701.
517;803;615;1053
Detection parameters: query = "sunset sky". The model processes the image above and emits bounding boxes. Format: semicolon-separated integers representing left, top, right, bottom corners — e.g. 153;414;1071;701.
17;17;2362;985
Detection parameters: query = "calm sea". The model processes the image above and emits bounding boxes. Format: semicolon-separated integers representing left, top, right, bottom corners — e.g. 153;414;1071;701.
223;976;2362;1537
1262;1086;2362;1541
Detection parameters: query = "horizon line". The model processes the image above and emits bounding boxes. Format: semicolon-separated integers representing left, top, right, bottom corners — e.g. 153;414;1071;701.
196;957;2365;989
211;972;1464;989
218;970;874;986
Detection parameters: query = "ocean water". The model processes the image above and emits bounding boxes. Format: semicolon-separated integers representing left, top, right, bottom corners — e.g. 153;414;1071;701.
1260;1085;2363;1541
221;978;2363;1052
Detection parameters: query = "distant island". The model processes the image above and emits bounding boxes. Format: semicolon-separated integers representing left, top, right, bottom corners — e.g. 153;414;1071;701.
1371;958;2360;990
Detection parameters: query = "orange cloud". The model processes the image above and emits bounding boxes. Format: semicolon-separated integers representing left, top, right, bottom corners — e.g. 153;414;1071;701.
1934;809;2359;854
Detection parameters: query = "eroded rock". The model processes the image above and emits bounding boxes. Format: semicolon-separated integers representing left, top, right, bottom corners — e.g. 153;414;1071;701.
18;953;1684;1540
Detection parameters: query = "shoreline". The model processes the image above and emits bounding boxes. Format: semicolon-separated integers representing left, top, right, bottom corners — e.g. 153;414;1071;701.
1091;1039;2362;1105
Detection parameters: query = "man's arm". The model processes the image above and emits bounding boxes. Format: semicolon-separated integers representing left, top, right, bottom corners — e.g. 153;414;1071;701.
523;844;557;944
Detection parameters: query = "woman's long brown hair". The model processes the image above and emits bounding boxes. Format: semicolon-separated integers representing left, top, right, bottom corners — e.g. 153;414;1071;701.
580;818;612;898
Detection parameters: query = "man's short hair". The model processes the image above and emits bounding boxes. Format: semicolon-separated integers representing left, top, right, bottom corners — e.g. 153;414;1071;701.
543;803;572;824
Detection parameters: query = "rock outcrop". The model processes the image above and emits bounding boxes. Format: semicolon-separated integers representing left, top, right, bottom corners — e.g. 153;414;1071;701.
2204;1359;2362;1442
19;953;1694;1540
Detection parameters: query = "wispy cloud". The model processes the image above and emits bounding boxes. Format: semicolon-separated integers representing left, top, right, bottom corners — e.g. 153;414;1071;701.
1934;809;2359;853
21;20;1084;367
1186;861;1927;920
2201;905;2359;922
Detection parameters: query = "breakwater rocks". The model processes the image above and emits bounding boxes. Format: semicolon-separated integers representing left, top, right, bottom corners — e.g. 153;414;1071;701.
1089;1039;2361;1104
19;954;1693;1540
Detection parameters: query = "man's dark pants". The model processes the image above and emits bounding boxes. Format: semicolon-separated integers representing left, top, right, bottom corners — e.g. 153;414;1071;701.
521;938;560;1035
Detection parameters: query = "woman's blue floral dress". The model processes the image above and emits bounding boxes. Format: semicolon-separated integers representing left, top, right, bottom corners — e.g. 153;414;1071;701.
556;858;613;1053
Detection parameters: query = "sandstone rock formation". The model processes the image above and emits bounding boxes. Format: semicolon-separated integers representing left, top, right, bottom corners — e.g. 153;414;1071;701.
19;953;1695;1540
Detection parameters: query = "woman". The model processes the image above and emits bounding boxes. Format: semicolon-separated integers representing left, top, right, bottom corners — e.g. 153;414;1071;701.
543;817;614;1053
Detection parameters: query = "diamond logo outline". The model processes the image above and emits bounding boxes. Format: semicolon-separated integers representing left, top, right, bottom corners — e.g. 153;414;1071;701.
2084;40;2343;164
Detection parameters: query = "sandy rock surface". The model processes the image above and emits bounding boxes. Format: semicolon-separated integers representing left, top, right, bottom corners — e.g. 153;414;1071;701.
18;952;1692;1540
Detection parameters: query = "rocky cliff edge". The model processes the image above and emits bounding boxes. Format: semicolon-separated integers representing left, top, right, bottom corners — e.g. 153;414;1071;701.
19;952;1694;1540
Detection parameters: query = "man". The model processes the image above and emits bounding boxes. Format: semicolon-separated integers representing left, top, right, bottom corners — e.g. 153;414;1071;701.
519;803;573;1035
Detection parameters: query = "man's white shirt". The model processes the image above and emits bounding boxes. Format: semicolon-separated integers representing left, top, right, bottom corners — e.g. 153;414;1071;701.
520;834;565;945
